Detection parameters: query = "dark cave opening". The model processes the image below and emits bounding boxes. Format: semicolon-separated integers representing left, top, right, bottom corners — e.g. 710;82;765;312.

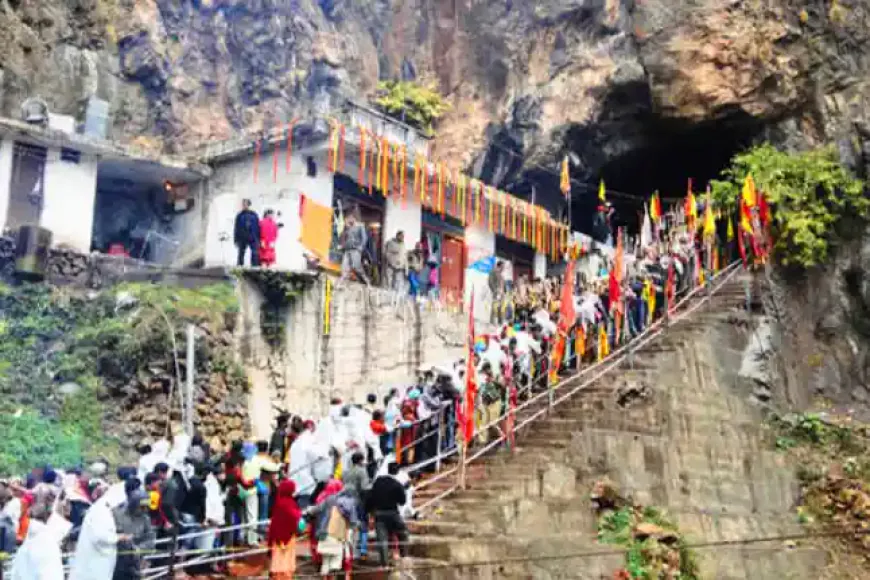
570;112;765;237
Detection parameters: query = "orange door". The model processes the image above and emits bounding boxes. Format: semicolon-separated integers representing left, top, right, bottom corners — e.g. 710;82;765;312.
440;235;465;304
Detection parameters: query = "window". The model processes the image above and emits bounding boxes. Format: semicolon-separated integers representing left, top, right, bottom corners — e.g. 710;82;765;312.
6;142;46;231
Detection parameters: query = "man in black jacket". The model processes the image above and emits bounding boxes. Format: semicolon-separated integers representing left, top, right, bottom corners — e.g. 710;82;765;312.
234;199;260;267
369;462;409;566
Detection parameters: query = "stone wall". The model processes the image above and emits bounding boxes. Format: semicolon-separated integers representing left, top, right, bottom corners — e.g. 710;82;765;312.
237;275;469;438
0;234;230;289
415;277;830;579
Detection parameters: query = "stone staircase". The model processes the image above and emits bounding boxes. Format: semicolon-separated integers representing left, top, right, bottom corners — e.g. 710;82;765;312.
389;276;832;579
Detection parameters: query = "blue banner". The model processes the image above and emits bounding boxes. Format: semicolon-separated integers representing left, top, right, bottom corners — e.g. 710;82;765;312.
469;255;495;274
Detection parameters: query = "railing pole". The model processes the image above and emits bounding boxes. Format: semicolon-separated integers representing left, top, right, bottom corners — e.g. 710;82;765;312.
458;439;467;490
435;407;444;473
167;527;179;579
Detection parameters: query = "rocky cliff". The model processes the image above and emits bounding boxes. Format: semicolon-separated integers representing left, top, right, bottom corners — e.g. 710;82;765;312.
3;1;869;200
4;0;870;404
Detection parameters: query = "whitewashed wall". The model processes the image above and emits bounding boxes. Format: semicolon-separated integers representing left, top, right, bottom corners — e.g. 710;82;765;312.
464;224;496;321
204;148;334;269
534;252;547;279
41;148;99;252
0;140;12;232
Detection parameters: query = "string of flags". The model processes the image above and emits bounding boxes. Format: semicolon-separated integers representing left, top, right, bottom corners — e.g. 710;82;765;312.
248;118;774;265
328;121;571;260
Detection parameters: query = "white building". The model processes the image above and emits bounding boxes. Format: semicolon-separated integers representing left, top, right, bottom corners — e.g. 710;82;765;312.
0;102;564;319
0;116;207;260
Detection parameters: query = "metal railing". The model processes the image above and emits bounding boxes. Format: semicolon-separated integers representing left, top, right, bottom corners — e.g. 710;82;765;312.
5;263;741;578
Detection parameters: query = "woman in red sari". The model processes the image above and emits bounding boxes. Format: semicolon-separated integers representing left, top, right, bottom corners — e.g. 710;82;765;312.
259;209;279;267
267;480;302;580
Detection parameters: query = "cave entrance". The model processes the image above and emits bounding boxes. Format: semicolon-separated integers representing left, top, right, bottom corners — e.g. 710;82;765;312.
572;113;764;236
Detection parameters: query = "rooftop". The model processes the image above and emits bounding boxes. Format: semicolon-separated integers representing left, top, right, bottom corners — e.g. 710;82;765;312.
0;116;211;181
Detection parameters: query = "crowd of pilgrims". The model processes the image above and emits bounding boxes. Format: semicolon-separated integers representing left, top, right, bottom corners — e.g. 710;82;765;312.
1;221;729;579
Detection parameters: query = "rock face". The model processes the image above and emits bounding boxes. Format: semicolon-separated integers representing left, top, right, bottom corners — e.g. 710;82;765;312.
3;1;869;186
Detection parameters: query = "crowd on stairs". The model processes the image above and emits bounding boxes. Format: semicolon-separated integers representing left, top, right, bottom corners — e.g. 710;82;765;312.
0;182;770;579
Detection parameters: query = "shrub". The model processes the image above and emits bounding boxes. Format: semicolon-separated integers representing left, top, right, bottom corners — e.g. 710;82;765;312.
373;81;450;136
710;143;867;268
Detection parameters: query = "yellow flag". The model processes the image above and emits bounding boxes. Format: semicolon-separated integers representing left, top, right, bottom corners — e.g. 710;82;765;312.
742;174;757;208
727;216;734;241
645;279;656;326
598;325;609;361
598;179;606;203
561;157;571;197
703;194;716;239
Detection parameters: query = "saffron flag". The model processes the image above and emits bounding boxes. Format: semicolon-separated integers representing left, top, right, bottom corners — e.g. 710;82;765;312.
561;156;571;198
685;180;697;230
598;324;609;361
463;294;478;444
575;325;586;364
650;192;662;222
742;174;757;208
549;259;577;384
702;192;716;239
598;179;606;203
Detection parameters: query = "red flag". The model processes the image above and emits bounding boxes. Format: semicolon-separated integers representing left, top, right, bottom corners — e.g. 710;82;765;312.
608;269;621;313
550;260;577;383
737;216;747;267
463;294;478;444
758;191;771;228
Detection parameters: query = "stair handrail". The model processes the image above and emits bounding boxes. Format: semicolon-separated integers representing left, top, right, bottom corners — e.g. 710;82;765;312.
414;260;743;512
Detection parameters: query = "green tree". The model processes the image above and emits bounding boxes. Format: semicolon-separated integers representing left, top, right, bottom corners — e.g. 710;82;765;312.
373;81;450;136
710;143;868;267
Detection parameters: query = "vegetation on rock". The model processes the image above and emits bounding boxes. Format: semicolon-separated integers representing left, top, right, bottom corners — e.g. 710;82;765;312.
373;81;449;136
710;143;868;268
770;411;870;559
0;281;247;476
592;480;700;579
